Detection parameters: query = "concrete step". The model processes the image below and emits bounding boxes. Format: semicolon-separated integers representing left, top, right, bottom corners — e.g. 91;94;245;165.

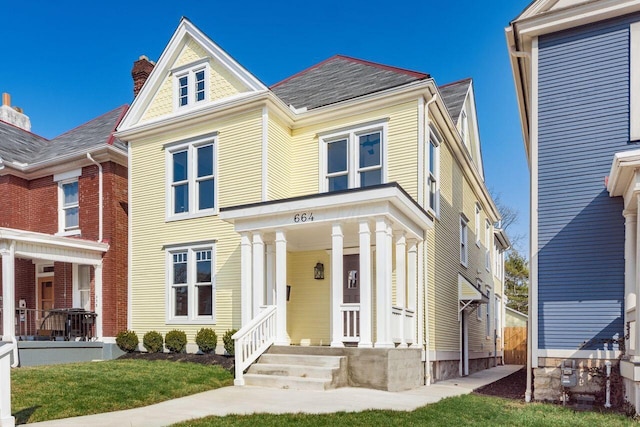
258;353;343;368
243;373;333;390
247;363;336;380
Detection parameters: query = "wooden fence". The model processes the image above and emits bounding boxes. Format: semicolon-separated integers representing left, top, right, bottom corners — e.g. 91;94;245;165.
504;326;527;365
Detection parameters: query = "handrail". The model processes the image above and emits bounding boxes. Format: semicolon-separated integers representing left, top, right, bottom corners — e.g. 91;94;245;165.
232;305;277;386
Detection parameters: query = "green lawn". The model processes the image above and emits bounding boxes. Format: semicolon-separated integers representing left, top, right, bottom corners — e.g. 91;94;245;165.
12;359;233;424
171;393;636;427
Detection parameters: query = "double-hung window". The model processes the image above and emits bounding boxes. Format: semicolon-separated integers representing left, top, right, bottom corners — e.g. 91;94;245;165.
486;286;492;337
460;215;468;267
166;135;217;220
174;60;208;109
322;122;387;192
485;220;491;271
426;125;441;214
54;168;82;236
474;204;481;246
167;243;215;322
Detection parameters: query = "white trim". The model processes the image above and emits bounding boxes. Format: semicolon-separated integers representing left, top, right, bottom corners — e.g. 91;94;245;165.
57;178;80;234
127;142;132;330
417;98;425;207
262;106;268;201
631;22;640;141
426;125;441;217
460;215;469;267
530;36;540;368
53;168;82;182
475;203;481;246
173;62;209;111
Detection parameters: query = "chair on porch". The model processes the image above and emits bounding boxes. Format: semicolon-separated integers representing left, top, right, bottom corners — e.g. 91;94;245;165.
37;311;66;340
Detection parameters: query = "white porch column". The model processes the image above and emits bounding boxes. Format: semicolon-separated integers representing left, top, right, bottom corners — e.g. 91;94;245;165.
395;232;407;348
94;263;103;339
407;239;418;347
1;242;15;340
358;221;373;348
635;196;640;362
375;217;393;348
266;243;275;306
624;210;637;356
240;232;253;325
275;230;289;345
252;232;265;318
331;223;345;347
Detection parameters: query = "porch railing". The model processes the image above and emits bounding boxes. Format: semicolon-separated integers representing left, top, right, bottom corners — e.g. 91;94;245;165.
232;305;277;386
391;306;415;346
11;308;97;341
340;303;360;342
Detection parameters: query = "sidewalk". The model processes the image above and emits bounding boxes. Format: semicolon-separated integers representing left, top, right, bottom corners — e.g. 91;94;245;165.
26;365;522;427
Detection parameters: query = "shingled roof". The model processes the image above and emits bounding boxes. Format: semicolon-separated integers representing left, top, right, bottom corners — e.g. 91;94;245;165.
271;55;430;110
439;78;471;123
0;105;128;168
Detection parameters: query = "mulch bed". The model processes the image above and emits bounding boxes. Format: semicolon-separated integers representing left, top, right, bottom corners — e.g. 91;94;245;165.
473;367;527;400
118;351;235;371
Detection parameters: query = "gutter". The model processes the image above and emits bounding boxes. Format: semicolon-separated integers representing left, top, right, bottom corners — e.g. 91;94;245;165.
86;153;103;242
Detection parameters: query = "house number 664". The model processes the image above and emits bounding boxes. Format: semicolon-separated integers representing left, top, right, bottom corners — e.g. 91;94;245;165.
293;212;314;223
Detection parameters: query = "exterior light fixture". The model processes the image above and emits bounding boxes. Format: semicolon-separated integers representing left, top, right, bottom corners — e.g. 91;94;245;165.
314;262;324;280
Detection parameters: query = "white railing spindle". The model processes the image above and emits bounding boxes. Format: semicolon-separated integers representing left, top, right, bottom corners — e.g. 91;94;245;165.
232;305;277;386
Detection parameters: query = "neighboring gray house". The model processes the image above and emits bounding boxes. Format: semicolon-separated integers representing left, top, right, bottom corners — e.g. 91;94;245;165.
507;0;640;410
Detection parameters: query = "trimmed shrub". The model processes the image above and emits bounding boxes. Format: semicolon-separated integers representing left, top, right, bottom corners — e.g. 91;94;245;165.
116;330;139;353
195;328;217;354
165;329;187;353
223;329;237;356
143;330;164;353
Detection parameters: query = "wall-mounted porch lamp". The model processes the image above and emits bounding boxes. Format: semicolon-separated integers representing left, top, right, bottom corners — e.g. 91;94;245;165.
314;262;324;280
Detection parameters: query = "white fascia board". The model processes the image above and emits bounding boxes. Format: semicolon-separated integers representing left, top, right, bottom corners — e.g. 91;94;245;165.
607;149;640;197
505;26;532;163
0;227;109;253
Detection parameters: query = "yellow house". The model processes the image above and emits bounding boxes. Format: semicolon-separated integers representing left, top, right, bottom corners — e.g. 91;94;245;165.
116;18;509;391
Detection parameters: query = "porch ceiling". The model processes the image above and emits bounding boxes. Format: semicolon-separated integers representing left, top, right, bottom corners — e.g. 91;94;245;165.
220;183;433;251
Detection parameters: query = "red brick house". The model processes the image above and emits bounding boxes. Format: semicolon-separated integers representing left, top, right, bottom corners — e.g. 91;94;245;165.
0;93;128;364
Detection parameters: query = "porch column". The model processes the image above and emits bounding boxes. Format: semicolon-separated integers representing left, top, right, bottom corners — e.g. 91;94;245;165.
331;223;345;347
358;220;373;348
625;210;637;356
94;263;103;339
375;217;393;348
407;239;419;347
395;232;407;347
635;196;640;362
275;230;289;345
240;232;253;325
252;232;265;318
266;243;275;306
0;242;15;340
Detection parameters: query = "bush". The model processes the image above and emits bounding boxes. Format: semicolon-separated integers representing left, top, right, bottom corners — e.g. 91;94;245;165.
143;331;164;353
223;329;237;356
195;328;218;354
116;330;139;353
165;329;187;353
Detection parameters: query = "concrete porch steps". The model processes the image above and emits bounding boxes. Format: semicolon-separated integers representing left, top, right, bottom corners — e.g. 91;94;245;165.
244;351;348;390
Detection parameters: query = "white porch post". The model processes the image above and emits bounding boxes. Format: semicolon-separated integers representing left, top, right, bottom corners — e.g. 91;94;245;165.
375;217;393;348
240;232;253;325
331;223;345;347
94;263;103;339
359;220;373;348
0;343;13;427
0;242;15;340
275;230;289;345
252;232;265;318
635;196;640;362
625;210;637;356
395;232;407;347
266;243;275;306
407;239;418;347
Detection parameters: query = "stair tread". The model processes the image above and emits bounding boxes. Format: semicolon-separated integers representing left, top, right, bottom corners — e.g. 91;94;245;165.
244;373;329;382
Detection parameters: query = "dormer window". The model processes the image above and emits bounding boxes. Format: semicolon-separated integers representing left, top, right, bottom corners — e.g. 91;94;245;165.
174;61;208;109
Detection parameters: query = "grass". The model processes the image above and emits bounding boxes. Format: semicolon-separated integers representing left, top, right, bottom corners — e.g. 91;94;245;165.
171;394;636;427
12;359;233;424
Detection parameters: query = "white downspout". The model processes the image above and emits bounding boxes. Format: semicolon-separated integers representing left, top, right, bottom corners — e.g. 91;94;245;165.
86;153;103;242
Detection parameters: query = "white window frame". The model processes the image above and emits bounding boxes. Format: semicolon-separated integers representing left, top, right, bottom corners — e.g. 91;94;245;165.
165;242;216;324
173;59;209;110
72;264;92;311
319;121;388;192
631;22;640;141
426;124;441;216
460;109;469;147
485;220;491;271
474;203;481;246
54;168;82;236
460;215;468;267
165;134;218;221
486;285;492;337
476;280;483;321
495;295;501;337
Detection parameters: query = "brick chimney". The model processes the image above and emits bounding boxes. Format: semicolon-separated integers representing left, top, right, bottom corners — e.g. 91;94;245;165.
0;93;31;131
131;55;155;97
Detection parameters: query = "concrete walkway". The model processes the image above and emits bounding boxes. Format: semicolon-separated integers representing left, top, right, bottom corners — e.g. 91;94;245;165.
26;365;522;427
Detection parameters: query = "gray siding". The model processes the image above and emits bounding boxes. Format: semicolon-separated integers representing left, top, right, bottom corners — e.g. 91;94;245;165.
537;16;638;350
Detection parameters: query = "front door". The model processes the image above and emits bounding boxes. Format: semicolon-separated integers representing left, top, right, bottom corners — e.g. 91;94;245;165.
38;277;54;312
343;254;360;303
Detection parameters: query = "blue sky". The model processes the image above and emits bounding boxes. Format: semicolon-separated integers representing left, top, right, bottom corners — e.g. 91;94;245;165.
2;0;531;252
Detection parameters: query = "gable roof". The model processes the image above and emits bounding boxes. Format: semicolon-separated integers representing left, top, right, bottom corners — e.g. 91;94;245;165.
439;78;471;123
270;55;429;110
0;105;128;169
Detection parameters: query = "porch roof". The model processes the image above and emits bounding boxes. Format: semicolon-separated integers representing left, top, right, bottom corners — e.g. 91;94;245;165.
0;227;108;265
458;274;489;306
220;183;433;250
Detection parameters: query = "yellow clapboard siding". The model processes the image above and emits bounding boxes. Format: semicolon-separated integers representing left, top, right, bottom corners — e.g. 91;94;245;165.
267;115;292;201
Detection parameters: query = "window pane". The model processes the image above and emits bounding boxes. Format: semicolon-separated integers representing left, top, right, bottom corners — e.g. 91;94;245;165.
179;76;188;106
63;181;78;206
65;207;79;228
328;175;348;192
173;151;188;182
196;71;205;102
174;184;189;214
198;179;214;210
360;169;381;188
174;286;188;316
173;252;187;284
196;250;212;283
429;179;436;208
359;132;381;168
429;141;435;173
197;145;213;177
327;139;347;174
197;285;212;316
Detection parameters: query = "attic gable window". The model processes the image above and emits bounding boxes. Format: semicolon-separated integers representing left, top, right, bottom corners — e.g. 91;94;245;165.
173;60;208;109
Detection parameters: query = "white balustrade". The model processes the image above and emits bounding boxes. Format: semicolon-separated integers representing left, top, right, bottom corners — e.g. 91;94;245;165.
340;304;360;342
232;305;277;386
